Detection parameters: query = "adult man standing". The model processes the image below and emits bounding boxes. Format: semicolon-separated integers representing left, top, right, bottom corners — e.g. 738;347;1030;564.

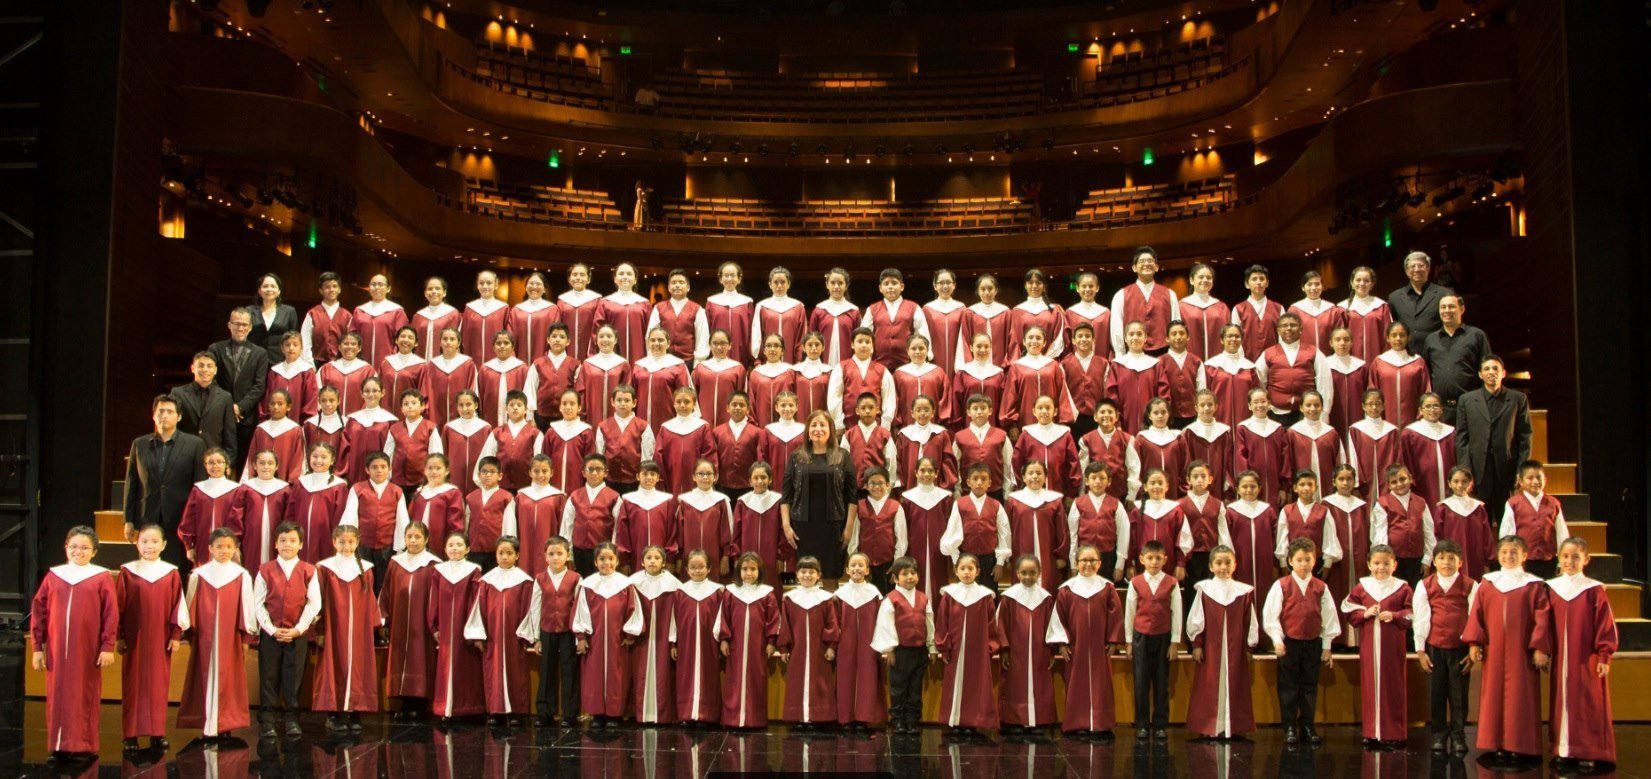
124;395;208;568
208;307;269;467
1387;251;1454;352
1455;355;1531;504
170;351;239;468
1422;294;1492;425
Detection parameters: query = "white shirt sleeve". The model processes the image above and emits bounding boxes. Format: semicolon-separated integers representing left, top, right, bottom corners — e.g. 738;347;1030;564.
693;309;711;364
1371;502;1391;547
462;590;488;641
253;574;277;636
1176;517;1193;560
1112;504;1132;579
1184;591;1206;643
238;571;259;635
1065;502;1082;568
826;364;847;427
559;500;577;540
622;588;646;635
1419;504;1436;566
939;505;964;561
1170;584;1183;644
1125;445;1143;499
1261;581;1285;648
893;506;909;560
571;585;592;635
1318;588;1342;646
428;429;444;456
1315;355;1334;412
879;371;897;429
1411;581;1432;652
870;597;900;653
300;315;316;365
501;500;518;539
1322;511;1343;565
1108;289;1129;356
297;571;323;634
639;425;656;462
516;584;543;643
1498;502;1516;539
1123;581;1138;634
340;489;362;528
995;503;1013;568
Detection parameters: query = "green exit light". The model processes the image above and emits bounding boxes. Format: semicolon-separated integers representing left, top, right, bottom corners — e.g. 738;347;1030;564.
1142;147;1154;166
1067;42;1080;53
307;223;318;250
1383;216;1393;248
619;45;632;55
548;151;561;169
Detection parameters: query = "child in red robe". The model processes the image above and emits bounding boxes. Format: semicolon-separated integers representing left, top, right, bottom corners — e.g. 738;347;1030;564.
478;333;530;430
513;455;568;579
1412;539;1474;754
1275;471;1343;577
779;556;840;727
1005;461;1069;592
897;457;955;599
834;552;885;731
935;554;1002;737
238;450;292;569
408;455;465;548
463;535;537;726
380;521;441;719
996;555;1057;735
420;329;476;430
1324;464;1370;644
178;448;243;567
1067;463;1131;582
1435;467;1495;580
576;326;631;426
464;457;516;570
718;552;780;729
892;337;950;429
677;460;736;581
1499;460;1571;579
753;268;808;362
1104;322;1160;435
1219;472;1279;596
1015;395;1081;496
1132;470;1192;580
1463;535;1553;760
649;270;711;363
711;393;764;501
253;522;320;738
525;536;581;727
32;526;118;761
563;454;622;576
668;549;723;726
870;557;937;735
706;262;755;368
628;545;682;724
493;391;548;492
693;332;746;427
1548;537;1619;769
941;464;1014;588
178;528;258;739
1233;389;1290;505
1131;398;1188;499
313;524;381;734
289;443;349;564
1185;545;1259;739
617;463;677;570
1002;326;1077;433
1126;540;1182;740
656;387;714;497
595;386;653;493
118;525;185;751
733;463;784;588
1261;537;1340;746
248;389;306;483
1371;463;1437;584
342;451;411;578
429;531;485;722
1049;544;1126;738
1343;389;1401;502
851;468;908;592
1340;544;1413;748
556;264;601;361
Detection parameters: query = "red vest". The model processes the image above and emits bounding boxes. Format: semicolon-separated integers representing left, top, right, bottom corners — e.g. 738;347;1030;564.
1281;502;1331;549
568;486;621;550
954;426;1010;492
535;569;582;633
1079;428;1133;501
1156;353;1202;418
1130;574;1178;635
1277;575;1328;641
855;497;901;564
1508;493;1562;560
350;481;402;549
257;559;316;628
1377;492;1427;558
305;304;352;365
1073;493;1122;553
466;488;514;553
1061;353;1110;415
843;424;892;488
494;422;542;491
888;588;930;647
1120;283;1175;351
530;354;579;417
867;299;921;369
1259;345;1317;412
1178;494;1222;552
1233;299;1283;360
711;422;762;491
956;495;1004;556
388;419;438;487
1421;573;1471;649
838;359;891;410
653;300;703;362
596;416;647;484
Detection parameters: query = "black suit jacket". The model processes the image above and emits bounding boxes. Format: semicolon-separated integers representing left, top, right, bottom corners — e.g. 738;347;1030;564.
170;382;239;463
123;431;208;530
1454;387;1532;482
1388;282;1454;352
248;304;301;359
208;337;271;419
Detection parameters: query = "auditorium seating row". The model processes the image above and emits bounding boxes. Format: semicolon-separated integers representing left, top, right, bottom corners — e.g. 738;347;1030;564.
461;178;626;226
657;196;1033;235
1083;39;1230;105
649;67;1043;121
1072;175;1238;227
471;44;613;109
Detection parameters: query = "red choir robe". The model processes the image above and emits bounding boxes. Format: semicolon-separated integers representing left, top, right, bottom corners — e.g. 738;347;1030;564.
631;354;691;433
761;420;807;496
512;484;567;578
339;406;397;484
1064;300;1114;359
1007;300;1066;361
1289;299;1346;355
177;560;257;735
1231;297;1283;361
1181;491;1224;560
1109;281;1179;354
892;424;956;491
1103;353;1160;434
341;477;408;554
899;484;955;599
460;298;512;362
464;487;516;556
1500;491;1570;562
352;300;409;370
745;362;794;426
235;477;291;568
411;303;461;360
477;357;529;427
303;412;347;468
245;419;306;484
1132;499;1194;574
1461;568;1552;755
427;559;486;717
924;299;967;377
479;418;539;493
752;296;808;363
832;581;886;725
935;582;1002;728
628;570;682;723
562;484;622;553
1434;496;1495;580
618;489;679;566
1048;574;1125;733
556;289;603;361
828;357;895;429
1369;351;1431;427
677;489;737;575
1131;427;1188;499
956;423;1015;494
809;298;859;364
669;578;725;722
420;355;477;429
1079;427;1138;501
178;477;244;566
1178;295;1229;361
317;358;377;417
462;565;538;714
656;416;714;496
576;352;631;425
408;484;466;548
286;473;349;565
711;419;764;493
1324;493;1372;642
863;297;929;370
705;291;755;367
1341;576;1413;741
440;416;492;495
1344;417;1401;502
892;362;952;429
1339;297;1392;363
734;491;786;588
778;585;840;722
263;360;319;421
596;292;651;361
311;556;381;713
386;417;441;488
1066;492;1131;578
692;358;746;428
1219;500;1279;592
1287;419;1339;497
950;361;1006;429
1276;501;1343;570
302;301;352;366
1323;354;1370;433
595;414;652;487
958;302;1014;367
791;360;832;421
1062;350;1111;423
996;582;1058;727
1184;578;1259;737
1400;420;1456;506
509;298;558;364
1199;352;1260;428
1182;420;1235;496
32;563;118;753
1006;488;1068;591
117;560;185;740
1234;418;1291;501
380;353;429;415
1001;355;1077;429
1156;350;1203;420
537;419;593;494
381;550;442;699
1015;423;1081;496
526;351;580;422
1546;573;1618;763
717;582;781;727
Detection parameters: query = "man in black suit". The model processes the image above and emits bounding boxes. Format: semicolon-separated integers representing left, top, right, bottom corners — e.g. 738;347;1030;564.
208;307;269;467
1455;355;1532;505
1388;251;1455;353
171;351;239;468
124;395;208;568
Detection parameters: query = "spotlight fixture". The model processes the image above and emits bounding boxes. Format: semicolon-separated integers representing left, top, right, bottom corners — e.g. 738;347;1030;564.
874;144;887;158
962;142;976;154
1431;185;1465;207
729;140;742;154
935;142;948;155
757;143;769;156
842;144;856;158
787;143;800;156
815;143;829;156
1471;182;1495;200
902;144;915;156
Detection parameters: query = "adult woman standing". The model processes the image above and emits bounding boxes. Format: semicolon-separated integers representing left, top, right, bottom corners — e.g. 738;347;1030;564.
249;273;300;360
780;410;858;580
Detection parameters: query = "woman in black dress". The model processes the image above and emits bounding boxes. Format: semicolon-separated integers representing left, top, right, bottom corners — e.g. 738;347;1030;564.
249;272;301;360
781;409;858;580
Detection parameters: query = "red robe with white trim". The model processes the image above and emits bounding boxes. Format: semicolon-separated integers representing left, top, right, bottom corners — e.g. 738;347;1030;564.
178;479;244;566
352;302;408;370
246;419;306;484
576;353;630;425
235;478;291;569
1014;424;1081;496
177;560;257;735
833;582;886;725
317;359;377;417
677;490;737;576
899;485;955;601
705;292;754;367
618;490;678;565
1221;501;1279;591
958;304;1013;367
408;484;466;548
596;293;651;362
463;566;537;715
629;571;682;723
1344;419;1402;502
1287;420;1340;497
286;473;349;564
1183;421;1235;496
1340;298;1392;362
528;352;579;421
117;561;184;739
1103;354;1160;434
631;355;691;434
427;560;486;717
411;304;462;361
1342;578;1413;740
339;408;395;483
996;583;1057;727
263;361;319;421
509;300;558;364
538;420;593;494
1400;421;1456;506
1050;576;1125;733
924;300;966;377
441;417;493;495
733;492;786;588
1184;578;1258;737
753;297;808;363
1232;298;1283;361
513;485;568;578
556;290;602;362
656;417;714;496
1006;489;1068;591
809;299;860;365
778;587;840;723
711;420;764;492
1369;352;1431;427
692;359;747;428
1178;296;1229;361
1064;301;1114;360
1007;301;1066;362
1200;354;1259;428
1461;570;1553;755
1001;356;1076;428
951;362;1006;429
1547;575;1618;762
892;363;952;429
790;361;832;422
461;299;512;361
477;358;530;428
380;551;440;698
1324;494;1372;642
1324;356;1370;433
379;354;428;416
1434;496;1494;580
31;564;118;753
311;557;381;712
1234;419;1291;501
1131;427;1188;499
670;580;725;722
717;583;781;727
935;582;1002;729
745;363;794;426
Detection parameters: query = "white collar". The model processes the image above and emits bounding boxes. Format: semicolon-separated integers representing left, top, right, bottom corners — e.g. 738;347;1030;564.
1342;295;1386;314
1195;577;1253;606
1068;299;1107;316
483;356;525;372
956;361;1003;379
725;582;775;604
1013;354;1054;370
604;291;646;305
517;483;564;500
1015;298;1053;314
1377;350;1421;367
1325;354;1366;373
298;472;343;491
1483;568;1543;592
1183;491;1214;511
737;490;782;512
1008;488;1061;509
699;356;741;373
793;360;829;377
1292;298;1332;314
418;303;457;318
328;357;370;374
1387;491;1415;507
271;360;314;379
1021;423;1071;446
925;298;964;314
435;559;482;583
1432;572;1461;592
1239;417;1281;436
384;352;426;369
834;581;883;609
358;299;403;316
348;407;398;425
363;479;393;496
392;550;442;571
863;495;891;514
678;578;723;600
623;489;673;510
446;416;490;435
1059;574;1114;599
559;289;600;306
759;296;803;312
1206;352;1256;372
467;298;508;315
678;489;728;512
122;559;178;583
753;361;793;378
318;555;372;581
1442;495;1482;515
193;560;249;588
318;301;341;314
1405;420;1453;440
549;419;592;438
707;291;753;306
1181;292;1220;309
1135;280;1159;295
430;353;472;371
257;418;302;439
243;477;289;496
1290;419;1332;438
940;581;994;607
418;483;458;498
665;297;695;313
1324;493;1366;512
814;298;856;316
305;413;345;433
577;570;633;598
1547;573;1602;601
635;353;685;371
901;484;950;510
725;418;750;436
766;420;804;439
51;562;110;586
1359;576;1405;600
1226;499;1269;519
1187;419;1231;441
896;362;939;377
1113;352;1158;371
880;297;908;315
661;416;707;435
629;569;682;599
583;351;626;369
403;418;430;433
785;584;835;609
1000;582;1052;610
514;298;553;312
481;565;534;590
195;477;240;499
1352;418;1397;438
969;301;1008;317
1521;491;1548;510
1141;498;1178;519
475;486;508;503
1138;426;1179;445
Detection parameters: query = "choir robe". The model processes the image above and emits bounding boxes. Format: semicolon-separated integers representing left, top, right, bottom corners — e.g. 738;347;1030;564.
595;414;653;487
596;292;651;361
1132;499;1194;574
1103;353;1160;434
311;556;381;712
790;360;832;421
411;303;461;360
1289;299;1346;355
850;495;909;568
408;484;466;548
1015;423;1081;496
1066;492;1131;577
538;420;594;494
462;565;538;715
950;361;1006;429
657;416;714;496
513;485;568;578
1001;355;1077;429
1400;420;1456;506
1178;294;1229;361
380;550;442;699
996;583;1058;727
419;355;477;429
509;298;558;364
526;352;579;421
556;289;603;361
1231;297;1284;361
441;416;493;495
809;298;861;365
924;299;967;376
1323;355;1370;433
618;489;679;566
1182;420;1235;496
177;560;257;735
245;418;306;484
340;406;397;484
1063;300;1114;359
302;301;352;366
745;362;794;426
940;493;1014;572
342;477;409;553
1546;573;1618;763
481;419;541;493
1156;351;1203;420
717;583;781;727
761;421;806;496
958;302;1014;367
386;417;442;488
1434;496;1494;580
576;352;631;425
31;563;118;753
1078;427;1139;500
1500;491;1570;562
263;360;319;420
828;357;896;428
1131;427;1188;499
1372;491;1436;566
751;296;808;363
235;477;291;568
562;484;623;555
1344;418;1401;501
670;579;726;722
1324;494;1372;642
178;478;244;566
1234;418;1291;501
1341;576;1413;741
863;297;930;370
1184;578;1259;737
677;489;737;575
628;570;683;723
1276;501;1343;569
1007;300;1066;361
899;485;955;599
464;487;516;556
427;559;486;717
380;353;429;415
1181;491;1224;558
352;300;409;369
1461;569;1552;754
894;423;958;490
734;491;786;588
705;291;755;367
286;473;349;565
1339;297;1392;363
893;362;952;428
460;298;512;362
692;358;746;427
633;354;692;433
117;560;185;740
1199;352;1260;428
935;582;1002;728
477;357;530;427
832;581;886;725
1286;419;1339;498
1061;351;1111;422
1006;488;1069;592
711;419;764;492
1048;575;1126;733
956;423;1016;494
1218;500;1279;592
303;413;347;468
1369;351;1431;427
318;358;377;417
778;585;840;722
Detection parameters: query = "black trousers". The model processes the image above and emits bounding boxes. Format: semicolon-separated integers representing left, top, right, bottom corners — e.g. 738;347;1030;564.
258;633;309;720
1425;644;1470;736
889;646;929;725
1269;409;1303;429
1170;415;1196;431
468;551;498;572
869;560;893;594
1071;415;1099;441
1100;551;1121;584
1395;556;1423;586
1183;551;1211;617
573;547;597;577
362;545;393;595
537;630;579;720
1277;637;1322;727
1132;632;1171;728
1526;558;1557;579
